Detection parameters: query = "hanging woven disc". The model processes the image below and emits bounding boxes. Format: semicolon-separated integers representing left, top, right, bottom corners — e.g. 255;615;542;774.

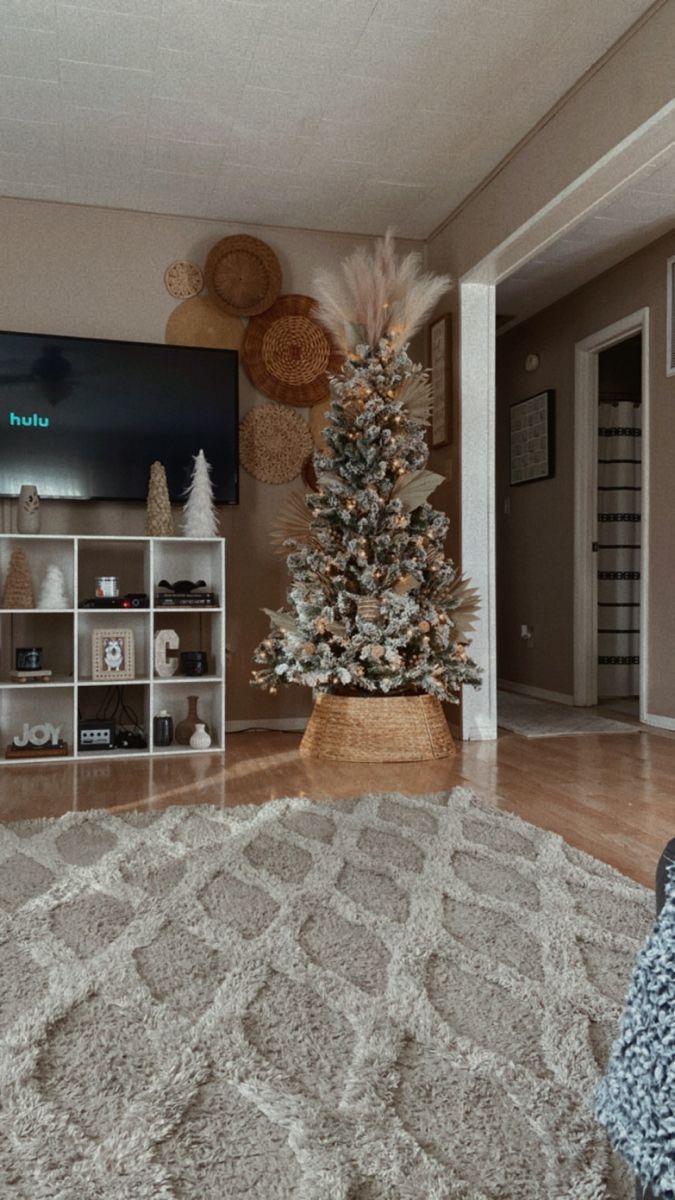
164;260;203;299
239;404;312;485
165;296;244;350
242;294;343;408
204;234;282;317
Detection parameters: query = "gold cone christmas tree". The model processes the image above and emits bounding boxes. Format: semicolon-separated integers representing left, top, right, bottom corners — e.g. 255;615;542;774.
2;547;35;608
145;461;175;536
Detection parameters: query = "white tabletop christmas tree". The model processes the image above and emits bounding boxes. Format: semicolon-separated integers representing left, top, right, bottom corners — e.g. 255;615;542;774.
252;231;481;703
181;449;219;538
37;564;69;610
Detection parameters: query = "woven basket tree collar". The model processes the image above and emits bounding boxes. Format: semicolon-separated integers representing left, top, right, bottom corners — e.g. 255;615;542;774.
243;293;343;407
204;234;282;317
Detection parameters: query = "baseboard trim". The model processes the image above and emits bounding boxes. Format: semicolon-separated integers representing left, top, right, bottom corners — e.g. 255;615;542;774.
642;712;675;731
225;717;308;733
498;679;575;706
462;718;498;741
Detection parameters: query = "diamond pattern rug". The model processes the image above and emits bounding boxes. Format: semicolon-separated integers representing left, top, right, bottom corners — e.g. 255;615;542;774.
0;789;651;1199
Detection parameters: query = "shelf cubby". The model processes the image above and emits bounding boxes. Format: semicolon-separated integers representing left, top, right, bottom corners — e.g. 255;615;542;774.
152;679;222;753
0;535;75;611
77;537;150;606
0;610;74;683
0;684;75;761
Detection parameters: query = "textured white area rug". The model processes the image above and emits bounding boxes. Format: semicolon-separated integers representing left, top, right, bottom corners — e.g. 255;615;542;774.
0;790;651;1199
498;690;640;737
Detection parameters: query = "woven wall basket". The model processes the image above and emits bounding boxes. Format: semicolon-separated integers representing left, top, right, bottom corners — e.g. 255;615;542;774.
165;296;244;350
300;693;456;762
242;294;343;407
204;234;282;317
239;403;313;484
164;260;203;299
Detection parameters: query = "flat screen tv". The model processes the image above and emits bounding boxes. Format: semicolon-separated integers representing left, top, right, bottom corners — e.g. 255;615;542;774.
0;330;239;503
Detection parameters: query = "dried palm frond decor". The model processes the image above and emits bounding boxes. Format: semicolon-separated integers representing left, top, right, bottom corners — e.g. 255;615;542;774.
252;231;482;762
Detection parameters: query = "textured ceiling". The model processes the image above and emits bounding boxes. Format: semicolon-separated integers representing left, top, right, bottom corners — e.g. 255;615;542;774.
497;148;675;327
0;0;657;237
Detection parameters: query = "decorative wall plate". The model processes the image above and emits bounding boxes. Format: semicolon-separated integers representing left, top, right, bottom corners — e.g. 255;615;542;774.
242;294;342;407
164;260;203;299
204;234;282;317
239;404;312;485
165;296;244;350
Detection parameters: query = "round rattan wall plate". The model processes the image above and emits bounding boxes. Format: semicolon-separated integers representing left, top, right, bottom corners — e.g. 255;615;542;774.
239;404;312;485
164;260;203;299
204;234;282;317
243;294;342;408
165;296;244;350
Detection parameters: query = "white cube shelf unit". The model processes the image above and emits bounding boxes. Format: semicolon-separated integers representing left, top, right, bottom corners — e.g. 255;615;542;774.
0;535;225;764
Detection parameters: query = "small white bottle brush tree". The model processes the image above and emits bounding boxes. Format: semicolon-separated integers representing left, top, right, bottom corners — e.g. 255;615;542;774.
182;449;219;538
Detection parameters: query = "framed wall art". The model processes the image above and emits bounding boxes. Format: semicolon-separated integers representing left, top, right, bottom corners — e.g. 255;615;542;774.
428;313;452;448
662;255;667;376
509;390;555;485
91;628;136;682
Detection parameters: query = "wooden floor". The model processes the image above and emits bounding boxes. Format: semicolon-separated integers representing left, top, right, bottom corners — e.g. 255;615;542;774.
1;722;673;889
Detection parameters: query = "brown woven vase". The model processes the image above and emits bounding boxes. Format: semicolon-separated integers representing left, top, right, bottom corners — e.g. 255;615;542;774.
300;693;456;762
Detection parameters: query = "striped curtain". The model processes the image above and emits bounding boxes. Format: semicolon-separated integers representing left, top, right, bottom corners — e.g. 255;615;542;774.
597;401;641;698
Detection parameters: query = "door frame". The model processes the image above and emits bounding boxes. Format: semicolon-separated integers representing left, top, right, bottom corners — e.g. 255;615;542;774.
573;308;650;719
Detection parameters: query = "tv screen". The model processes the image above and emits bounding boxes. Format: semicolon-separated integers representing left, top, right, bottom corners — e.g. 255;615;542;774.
0;330;239;503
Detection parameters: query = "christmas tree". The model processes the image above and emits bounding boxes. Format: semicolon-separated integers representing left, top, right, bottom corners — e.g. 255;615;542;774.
146;461;175;536
252;232;481;702
181;449;219;538
37;564;69;609
2;547;35;608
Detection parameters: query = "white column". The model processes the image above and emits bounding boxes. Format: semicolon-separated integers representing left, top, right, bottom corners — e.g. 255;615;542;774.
458;279;497;740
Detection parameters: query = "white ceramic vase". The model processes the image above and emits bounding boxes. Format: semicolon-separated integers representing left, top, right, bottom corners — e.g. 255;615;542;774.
17;485;40;534
189;722;212;750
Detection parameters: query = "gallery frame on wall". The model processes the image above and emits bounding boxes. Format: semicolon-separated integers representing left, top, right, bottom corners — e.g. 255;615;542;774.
662;255;667;376
509;390;555;485
427;313;452;448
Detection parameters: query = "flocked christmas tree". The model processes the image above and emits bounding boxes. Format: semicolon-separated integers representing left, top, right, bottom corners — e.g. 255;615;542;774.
252;232;481;702
181;449;219;538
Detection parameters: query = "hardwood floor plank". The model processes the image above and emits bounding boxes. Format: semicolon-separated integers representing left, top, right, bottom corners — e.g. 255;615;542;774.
0;728;669;888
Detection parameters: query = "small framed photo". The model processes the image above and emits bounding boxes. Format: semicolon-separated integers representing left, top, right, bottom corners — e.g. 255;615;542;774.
428;313;452;448
510;391;555;486
92;628;135;681
662;256;667;374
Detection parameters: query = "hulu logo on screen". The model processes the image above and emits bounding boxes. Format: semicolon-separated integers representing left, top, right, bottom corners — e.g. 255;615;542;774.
9;412;50;428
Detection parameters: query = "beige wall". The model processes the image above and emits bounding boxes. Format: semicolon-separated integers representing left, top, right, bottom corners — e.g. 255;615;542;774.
496;227;675;714
0;197;422;724
427;0;675;280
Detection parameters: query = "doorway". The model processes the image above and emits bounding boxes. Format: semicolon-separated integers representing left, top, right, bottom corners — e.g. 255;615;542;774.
596;334;642;713
573;309;650;721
